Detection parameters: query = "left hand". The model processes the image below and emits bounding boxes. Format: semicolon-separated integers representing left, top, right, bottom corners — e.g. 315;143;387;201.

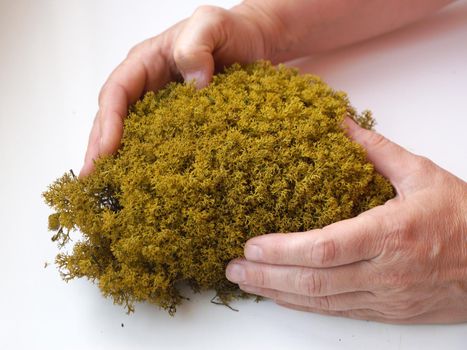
226;118;467;324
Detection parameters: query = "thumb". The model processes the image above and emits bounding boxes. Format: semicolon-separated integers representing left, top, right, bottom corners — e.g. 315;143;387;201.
172;6;229;89
172;5;267;89
343;117;421;191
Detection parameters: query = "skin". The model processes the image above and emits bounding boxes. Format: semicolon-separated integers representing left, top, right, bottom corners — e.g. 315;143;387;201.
80;0;454;176
80;0;467;323
227;118;467;324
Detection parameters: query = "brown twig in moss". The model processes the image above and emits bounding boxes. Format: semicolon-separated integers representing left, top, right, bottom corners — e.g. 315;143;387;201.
210;294;239;312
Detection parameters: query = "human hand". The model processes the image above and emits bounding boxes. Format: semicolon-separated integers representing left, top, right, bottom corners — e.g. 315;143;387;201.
80;0;453;177
226;118;467;324
80;4;278;176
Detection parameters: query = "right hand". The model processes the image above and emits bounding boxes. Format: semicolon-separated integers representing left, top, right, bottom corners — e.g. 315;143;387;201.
80;4;275;176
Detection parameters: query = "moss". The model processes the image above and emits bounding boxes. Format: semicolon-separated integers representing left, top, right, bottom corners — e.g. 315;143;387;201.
43;61;394;315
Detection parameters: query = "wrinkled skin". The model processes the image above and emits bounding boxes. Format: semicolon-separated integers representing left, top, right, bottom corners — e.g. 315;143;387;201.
226;118;467;324
80;0;467;323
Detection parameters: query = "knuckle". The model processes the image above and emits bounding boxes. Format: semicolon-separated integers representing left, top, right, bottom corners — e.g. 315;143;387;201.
361;130;389;150
297;269;324;296
412;155;435;174
172;44;189;64
270;241;285;263
384;216;412;252
173;42;201;66
174;5;230;66
372;211;414;262
382;271;411;291
311;238;336;266
127;42;143;58
192;5;230;35
127;36;166;62
396;212;415;238
193;5;224;18
250;267;266;287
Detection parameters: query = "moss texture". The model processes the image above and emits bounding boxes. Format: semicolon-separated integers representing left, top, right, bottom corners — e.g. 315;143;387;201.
43;61;394;314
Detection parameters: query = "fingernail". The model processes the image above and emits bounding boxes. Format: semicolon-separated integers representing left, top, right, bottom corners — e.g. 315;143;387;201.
245;244;262;261
226;263;245;283
184;71;205;89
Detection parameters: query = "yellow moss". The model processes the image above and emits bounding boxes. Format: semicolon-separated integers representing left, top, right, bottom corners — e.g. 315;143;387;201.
43;61;394;314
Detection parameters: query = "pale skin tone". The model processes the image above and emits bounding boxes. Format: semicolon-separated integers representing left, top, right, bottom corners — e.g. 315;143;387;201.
80;0;467;323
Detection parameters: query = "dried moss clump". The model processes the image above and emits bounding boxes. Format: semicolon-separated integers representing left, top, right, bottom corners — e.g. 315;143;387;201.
43;61;394;314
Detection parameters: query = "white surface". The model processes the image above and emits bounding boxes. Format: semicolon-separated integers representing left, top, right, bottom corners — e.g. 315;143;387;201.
0;1;466;349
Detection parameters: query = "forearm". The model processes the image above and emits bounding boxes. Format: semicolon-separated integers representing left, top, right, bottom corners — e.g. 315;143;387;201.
234;0;454;61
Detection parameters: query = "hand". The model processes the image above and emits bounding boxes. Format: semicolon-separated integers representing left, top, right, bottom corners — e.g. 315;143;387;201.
80;0;453;177
226;118;467;324
80;4;277;176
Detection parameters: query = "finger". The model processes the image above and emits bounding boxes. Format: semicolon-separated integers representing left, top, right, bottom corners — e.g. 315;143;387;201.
80;64;133;175
97;57;151;156
173;6;256;88
343;117;419;190
239;284;375;312
226;259;372;296
276;301;389;322
276;301;451;324
81;45;174;175
395;308;467;324
173;6;227;88
80;112;101;177
243;204;399;268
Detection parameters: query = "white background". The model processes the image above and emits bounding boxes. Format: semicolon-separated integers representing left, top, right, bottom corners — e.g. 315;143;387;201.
1;1;466;349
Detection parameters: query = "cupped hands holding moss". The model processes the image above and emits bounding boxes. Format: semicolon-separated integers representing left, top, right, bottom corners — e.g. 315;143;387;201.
55;0;467;323
44;62;394;314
